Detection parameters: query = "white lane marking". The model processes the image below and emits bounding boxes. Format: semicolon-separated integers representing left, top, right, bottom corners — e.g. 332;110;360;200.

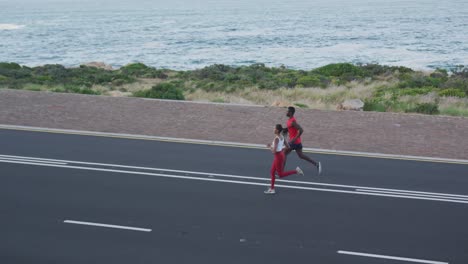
356;186;468;199
2;124;468;165
2;154;468;198
0;154;69;163
351;190;468;204
2;159;468;204
0;154;265;179
4;153;468;202
0;158;67;165
3;154;468;200
337;250;448;264
64;220;151;232
355;189;468;201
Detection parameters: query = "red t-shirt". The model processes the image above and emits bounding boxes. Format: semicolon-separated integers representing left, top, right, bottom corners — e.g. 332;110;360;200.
287;117;302;144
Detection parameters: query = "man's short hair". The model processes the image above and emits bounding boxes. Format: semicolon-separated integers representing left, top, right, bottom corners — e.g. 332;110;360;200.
288;106;295;115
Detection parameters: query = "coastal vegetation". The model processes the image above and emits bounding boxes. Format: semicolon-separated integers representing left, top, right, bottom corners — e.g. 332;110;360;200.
1;62;467;116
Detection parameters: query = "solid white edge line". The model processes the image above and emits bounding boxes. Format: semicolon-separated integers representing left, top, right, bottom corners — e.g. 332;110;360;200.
355;189;468;201
345;190;468;204
1;124;467;164
2;159;468;204
63;220;151;232
355;186;468;199
0;154;70;163
3;154;468;200
337;250;448;264
0;154;265;179
0;157;67;165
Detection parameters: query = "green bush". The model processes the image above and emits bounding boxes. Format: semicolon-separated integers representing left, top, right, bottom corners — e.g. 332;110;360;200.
313;63;365;79
396;87;434;96
444;78;467;92
296;75;321;87
439;107;468;117
405;103;439;115
76;88;101;95
25;85;42;91
6;81;23;89
119;63;167;78
33;75;53;84
0;62;22;70
438;88;466;98
363;99;387;112
71;66;115;85
211;98;225;103
120;63;150;76
398;73;446;89
258;81;280;89
359;63;413;77
0;65;31;80
278;77;295;88
133;83;184;100
294;103;308;108
224;73;240;82
52;85;101;95
33;64;70;82
0;63;26;86
191;64;235;81
430;69;448;79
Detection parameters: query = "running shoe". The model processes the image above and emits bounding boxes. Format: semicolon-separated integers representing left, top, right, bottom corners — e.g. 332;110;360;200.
296;166;304;176
317;162;322;176
264;188;276;194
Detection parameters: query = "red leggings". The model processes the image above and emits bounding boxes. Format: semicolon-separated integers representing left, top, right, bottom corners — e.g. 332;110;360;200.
270;151;296;189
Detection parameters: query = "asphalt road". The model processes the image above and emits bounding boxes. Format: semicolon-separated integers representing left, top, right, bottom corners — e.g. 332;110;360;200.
1;128;467;264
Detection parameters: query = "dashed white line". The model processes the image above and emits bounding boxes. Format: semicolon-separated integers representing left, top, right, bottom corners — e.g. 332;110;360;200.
63;220;151;232
338;250;448;264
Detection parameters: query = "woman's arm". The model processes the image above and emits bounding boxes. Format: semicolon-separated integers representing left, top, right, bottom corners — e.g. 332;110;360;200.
271;137;279;153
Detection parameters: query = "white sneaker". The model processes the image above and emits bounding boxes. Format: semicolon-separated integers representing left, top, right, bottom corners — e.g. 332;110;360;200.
264;188;276;194
274;172;279;179
296;166;304;176
317;162;322;176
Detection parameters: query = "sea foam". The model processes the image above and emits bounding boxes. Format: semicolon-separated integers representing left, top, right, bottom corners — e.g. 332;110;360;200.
0;24;25;30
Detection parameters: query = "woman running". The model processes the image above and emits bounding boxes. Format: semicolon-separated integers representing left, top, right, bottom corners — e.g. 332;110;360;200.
264;124;304;194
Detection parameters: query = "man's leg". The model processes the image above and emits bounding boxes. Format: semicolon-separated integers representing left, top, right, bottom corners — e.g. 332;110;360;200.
296;148;318;167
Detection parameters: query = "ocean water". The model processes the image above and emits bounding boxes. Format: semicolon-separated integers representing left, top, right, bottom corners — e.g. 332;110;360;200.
0;0;467;70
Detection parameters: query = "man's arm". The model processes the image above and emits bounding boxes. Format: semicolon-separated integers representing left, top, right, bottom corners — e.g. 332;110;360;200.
291;121;304;143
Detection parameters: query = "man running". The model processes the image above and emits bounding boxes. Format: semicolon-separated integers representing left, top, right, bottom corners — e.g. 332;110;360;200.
284;106;322;175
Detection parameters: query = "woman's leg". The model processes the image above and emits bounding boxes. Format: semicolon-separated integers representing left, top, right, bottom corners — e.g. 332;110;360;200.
276;152;297;178
270;157;278;189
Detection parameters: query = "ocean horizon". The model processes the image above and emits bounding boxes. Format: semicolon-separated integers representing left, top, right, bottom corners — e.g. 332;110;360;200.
1;0;467;71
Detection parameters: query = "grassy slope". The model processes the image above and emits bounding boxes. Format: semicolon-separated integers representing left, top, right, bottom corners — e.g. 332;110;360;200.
1;62;467;116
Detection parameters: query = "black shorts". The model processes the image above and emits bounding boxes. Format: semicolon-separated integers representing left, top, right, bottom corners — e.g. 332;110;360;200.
288;142;303;150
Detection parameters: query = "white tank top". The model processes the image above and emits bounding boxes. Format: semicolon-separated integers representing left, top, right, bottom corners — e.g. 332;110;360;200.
272;135;285;152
